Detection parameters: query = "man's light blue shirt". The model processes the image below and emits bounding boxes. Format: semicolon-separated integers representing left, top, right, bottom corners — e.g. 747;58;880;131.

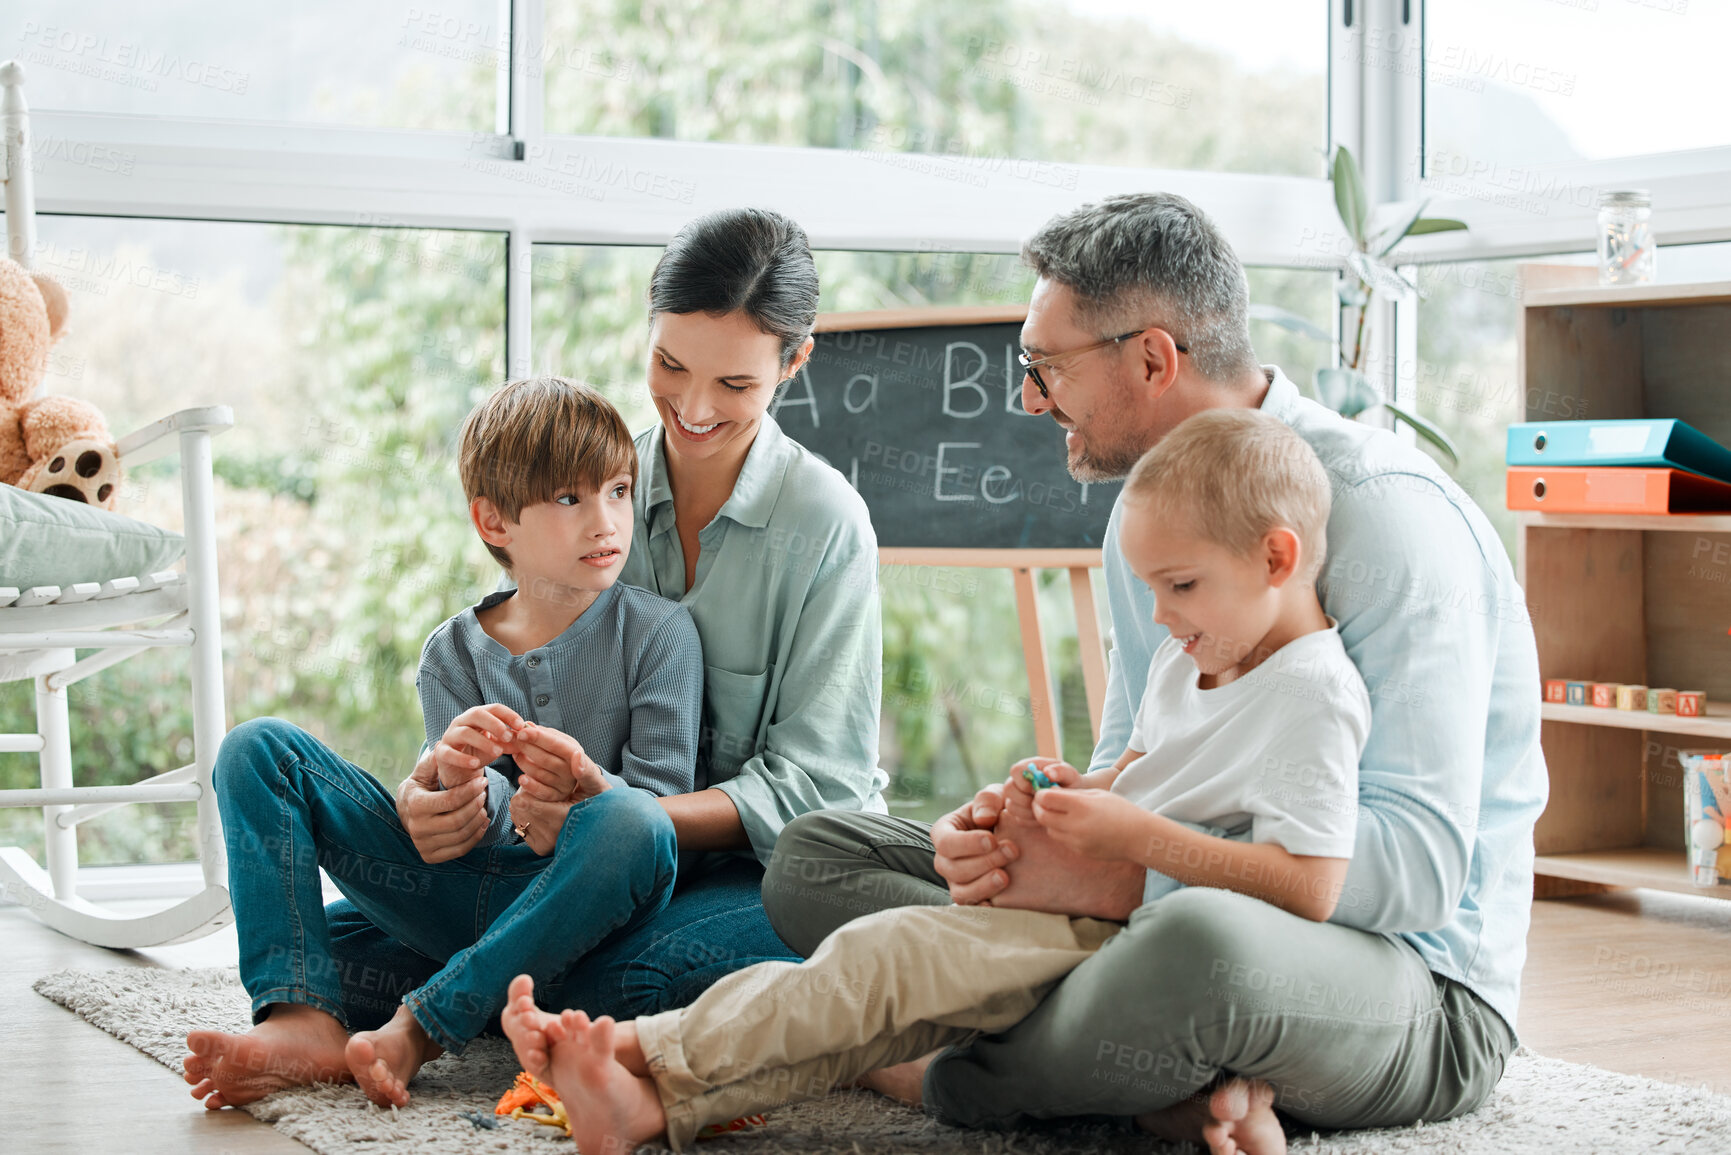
1090;367;1547;1036
621;415;890;865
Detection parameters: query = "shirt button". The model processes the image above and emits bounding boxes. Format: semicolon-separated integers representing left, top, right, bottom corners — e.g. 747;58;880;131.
535;694;550;707
527;655;541;668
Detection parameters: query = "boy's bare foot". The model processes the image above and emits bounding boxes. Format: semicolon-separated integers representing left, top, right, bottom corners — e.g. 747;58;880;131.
504;974;653;1083
532;1009;666;1154
502;974;561;1082
1136;1077;1285;1155
183;1004;353;1110
855;1052;937;1106
989;806;1143;919
346;1004;443;1108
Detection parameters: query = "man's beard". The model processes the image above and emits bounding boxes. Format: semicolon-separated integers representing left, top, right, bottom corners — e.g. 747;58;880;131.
1065;428;1146;482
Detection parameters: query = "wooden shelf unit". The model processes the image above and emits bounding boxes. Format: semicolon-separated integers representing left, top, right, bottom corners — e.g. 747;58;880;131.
1518;276;1731;900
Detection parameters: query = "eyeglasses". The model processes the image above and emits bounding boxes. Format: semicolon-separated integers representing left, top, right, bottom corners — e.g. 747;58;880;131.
1016;328;1188;400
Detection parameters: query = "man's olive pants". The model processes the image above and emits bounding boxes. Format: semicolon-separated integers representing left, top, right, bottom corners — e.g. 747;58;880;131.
761;810;1514;1132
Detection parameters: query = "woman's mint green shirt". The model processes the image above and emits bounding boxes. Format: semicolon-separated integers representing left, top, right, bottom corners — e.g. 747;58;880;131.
620;415;889;865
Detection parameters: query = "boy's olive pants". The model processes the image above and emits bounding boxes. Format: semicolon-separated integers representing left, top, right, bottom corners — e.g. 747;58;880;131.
636;904;1120;1149
759;811;1516;1135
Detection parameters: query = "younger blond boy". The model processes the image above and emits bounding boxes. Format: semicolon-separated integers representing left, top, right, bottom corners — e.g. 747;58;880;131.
495;408;1370;1154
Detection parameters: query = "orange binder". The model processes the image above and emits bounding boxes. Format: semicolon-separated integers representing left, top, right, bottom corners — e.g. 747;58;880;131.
1507;466;1731;513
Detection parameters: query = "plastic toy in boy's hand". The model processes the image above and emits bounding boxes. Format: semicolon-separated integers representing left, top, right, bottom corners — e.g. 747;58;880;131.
1022;764;1058;791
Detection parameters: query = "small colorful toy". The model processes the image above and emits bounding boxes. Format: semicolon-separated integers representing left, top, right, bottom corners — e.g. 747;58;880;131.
1590;682;1616;709
1615;684;1648;710
1022;763;1057;790
495;1071;767;1138
1544;680;1567;704
1678;690;1706;717
1565;681;1588;706
1649;688;1678;714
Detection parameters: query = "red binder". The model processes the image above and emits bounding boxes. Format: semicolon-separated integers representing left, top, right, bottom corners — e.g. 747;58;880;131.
1506;466;1731;513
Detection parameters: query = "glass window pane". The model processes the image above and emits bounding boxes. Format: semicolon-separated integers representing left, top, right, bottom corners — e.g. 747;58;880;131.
543;0;1326;175
1409;257;1606;559
1425;1;1730;168
0;216;504;864
9;1;497;130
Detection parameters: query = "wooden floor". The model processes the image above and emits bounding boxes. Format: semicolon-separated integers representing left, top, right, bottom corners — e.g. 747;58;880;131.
3;888;1731;1152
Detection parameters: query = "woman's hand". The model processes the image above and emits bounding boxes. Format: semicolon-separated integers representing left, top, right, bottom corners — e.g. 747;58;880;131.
398;747;491;863
509;789;573;857
931;782;1021;905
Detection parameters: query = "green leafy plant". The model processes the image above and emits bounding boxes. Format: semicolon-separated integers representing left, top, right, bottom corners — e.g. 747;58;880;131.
1253;145;1467;466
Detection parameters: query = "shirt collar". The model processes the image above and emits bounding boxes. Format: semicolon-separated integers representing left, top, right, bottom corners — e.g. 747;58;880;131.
1257;364;1302;424
641;414;791;531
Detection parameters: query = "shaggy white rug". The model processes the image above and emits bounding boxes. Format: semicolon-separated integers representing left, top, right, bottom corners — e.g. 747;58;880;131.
33;966;1731;1154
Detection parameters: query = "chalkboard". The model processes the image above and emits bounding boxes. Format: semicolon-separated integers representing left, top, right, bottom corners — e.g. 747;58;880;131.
768;310;1122;550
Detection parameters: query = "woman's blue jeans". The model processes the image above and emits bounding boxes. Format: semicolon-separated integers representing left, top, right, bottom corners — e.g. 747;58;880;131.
214;717;797;1052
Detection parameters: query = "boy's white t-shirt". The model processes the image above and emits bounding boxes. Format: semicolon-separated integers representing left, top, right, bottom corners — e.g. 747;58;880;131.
1115;623;1371;901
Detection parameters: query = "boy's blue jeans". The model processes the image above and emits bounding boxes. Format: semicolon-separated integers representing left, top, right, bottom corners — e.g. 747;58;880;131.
214;716;702;1054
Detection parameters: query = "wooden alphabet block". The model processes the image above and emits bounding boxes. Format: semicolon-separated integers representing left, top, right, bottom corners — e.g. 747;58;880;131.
1616;684;1648;710
1649;688;1678;714
1544;679;1568;703
1565;681;1588;706
1677;691;1705;717
1591;682;1617;708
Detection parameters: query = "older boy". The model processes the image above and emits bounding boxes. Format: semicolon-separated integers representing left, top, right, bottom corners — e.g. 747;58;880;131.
496;409;1369;1155
183;377;702;1112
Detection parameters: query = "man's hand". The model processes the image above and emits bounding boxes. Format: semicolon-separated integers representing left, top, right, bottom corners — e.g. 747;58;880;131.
399;746;491;863
434;704;526;790
513;724;610;803
1032;787;1152;861
931;782;1020;905
508;789;572;857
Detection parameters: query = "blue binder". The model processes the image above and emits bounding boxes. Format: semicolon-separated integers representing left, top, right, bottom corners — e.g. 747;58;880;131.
1507;419;1731;484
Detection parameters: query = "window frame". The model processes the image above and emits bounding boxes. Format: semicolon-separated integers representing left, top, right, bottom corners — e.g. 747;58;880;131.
23;1;1731;378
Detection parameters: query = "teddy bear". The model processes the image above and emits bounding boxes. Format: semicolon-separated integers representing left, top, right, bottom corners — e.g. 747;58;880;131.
0;253;121;509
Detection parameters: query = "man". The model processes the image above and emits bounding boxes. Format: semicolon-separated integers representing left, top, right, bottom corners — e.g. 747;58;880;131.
761;193;1546;1155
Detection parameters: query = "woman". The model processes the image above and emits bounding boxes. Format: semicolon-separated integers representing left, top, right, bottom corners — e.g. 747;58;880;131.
185;207;886;1109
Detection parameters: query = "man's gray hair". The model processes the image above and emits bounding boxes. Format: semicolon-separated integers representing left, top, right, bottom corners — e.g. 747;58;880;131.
1021;192;1258;382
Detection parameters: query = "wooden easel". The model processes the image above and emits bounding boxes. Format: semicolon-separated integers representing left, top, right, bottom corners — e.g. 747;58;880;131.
813;307;1110;760
879;548;1108;759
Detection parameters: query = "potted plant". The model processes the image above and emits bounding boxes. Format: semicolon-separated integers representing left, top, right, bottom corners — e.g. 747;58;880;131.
1253;145;1467;466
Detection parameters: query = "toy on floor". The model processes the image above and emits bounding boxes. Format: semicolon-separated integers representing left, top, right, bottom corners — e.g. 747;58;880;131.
495;1070;768;1139
0;255;123;508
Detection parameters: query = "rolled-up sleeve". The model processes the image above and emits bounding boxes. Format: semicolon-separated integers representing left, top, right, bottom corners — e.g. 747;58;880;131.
713;520;885;864
1324;474;1499;933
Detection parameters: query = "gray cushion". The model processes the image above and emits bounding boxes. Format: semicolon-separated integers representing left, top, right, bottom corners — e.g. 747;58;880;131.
0;485;184;590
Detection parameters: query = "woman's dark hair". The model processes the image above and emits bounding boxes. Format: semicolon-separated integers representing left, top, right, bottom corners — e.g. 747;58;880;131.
648;208;820;368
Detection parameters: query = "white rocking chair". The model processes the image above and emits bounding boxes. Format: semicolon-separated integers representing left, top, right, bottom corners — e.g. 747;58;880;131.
0;60;232;946
0;407;236;947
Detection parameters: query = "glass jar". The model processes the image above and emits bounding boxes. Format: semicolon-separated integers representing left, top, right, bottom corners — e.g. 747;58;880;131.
1597;190;1656;286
